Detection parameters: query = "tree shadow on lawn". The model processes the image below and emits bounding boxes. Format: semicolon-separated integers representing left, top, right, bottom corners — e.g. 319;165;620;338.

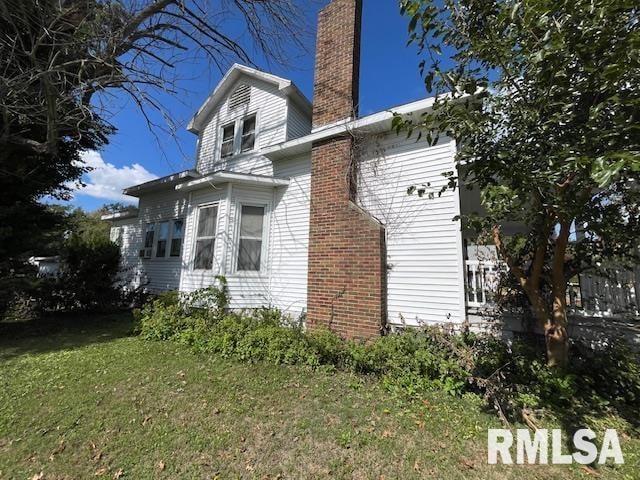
0;310;135;360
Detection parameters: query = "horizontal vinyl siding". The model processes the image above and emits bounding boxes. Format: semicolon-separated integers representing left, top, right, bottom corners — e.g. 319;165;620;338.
225;185;274;309
110;220;142;289
196;77;285;176
178;188;228;293
358;133;464;327
113;190;189;292
286;100;312;140
268;155;311;317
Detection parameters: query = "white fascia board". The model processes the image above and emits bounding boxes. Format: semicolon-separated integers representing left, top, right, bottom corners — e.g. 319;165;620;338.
100;209;139;221
187;64;310;134
263;96;442;160
175;171;290;192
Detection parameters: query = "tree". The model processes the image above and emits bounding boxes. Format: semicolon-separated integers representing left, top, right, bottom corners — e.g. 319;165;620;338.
0;0;305;281
396;0;640;368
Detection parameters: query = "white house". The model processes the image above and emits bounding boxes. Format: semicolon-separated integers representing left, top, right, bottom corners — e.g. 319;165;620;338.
104;0;638;339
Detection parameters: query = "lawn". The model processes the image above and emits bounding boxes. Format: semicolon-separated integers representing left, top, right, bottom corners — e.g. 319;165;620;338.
0;313;637;479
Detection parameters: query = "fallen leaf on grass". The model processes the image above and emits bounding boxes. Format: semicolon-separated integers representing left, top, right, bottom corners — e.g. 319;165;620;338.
49;440;66;461
30;473;44;480
157;461;165;472
580;466;601;477
460;459;475;470
94;466;109;476
113;468;124;479
413;460;421;472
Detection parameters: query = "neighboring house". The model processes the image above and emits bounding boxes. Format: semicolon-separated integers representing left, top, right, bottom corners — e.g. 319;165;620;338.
104;0;639;339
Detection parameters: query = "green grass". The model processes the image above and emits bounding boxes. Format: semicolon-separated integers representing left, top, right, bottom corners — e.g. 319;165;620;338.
0;313;638;479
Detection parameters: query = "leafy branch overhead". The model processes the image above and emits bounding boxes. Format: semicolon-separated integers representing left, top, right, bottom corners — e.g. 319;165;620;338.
397;0;640;368
0;0;306;197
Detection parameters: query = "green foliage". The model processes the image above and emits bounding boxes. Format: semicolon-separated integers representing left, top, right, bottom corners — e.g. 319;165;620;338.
38;233;122;313
136;292;640;420
397;0;640;365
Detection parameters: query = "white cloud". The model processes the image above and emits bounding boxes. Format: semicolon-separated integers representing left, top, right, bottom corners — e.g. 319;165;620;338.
75;150;158;203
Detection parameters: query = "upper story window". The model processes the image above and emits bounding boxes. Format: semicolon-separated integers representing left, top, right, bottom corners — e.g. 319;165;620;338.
237;205;265;272
194;205;218;270
221;123;235;158
219;113;257;159
241;115;256;152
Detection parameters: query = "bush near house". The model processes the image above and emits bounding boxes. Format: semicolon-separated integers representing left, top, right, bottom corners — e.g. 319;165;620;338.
136;283;640;426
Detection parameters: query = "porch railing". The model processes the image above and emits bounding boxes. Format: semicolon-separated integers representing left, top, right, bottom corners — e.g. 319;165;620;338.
464;260;640;318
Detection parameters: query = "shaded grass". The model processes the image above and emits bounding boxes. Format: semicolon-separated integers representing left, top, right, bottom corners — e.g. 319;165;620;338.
0;313;638;479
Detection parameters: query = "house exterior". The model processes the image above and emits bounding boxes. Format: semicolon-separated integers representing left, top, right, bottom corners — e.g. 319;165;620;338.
104;0;639;339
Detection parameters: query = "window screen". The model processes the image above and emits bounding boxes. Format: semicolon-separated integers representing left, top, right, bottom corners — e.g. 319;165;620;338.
241;115;256;152
170;219;184;257
156;221;169;257
221;123;235;158
142;223;155;258
194;206;218;270
237;205;264;271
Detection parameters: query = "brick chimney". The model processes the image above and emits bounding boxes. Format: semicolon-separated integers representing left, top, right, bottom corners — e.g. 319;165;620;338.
307;0;386;338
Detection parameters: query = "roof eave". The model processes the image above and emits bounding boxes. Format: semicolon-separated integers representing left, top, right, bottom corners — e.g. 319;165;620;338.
122;170;200;197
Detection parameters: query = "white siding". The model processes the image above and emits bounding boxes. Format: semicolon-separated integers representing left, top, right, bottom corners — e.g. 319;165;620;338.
196;77;286;176
358;133;465;327
268;155;311;316
177;154;310;316
110;219;142;289
178;188;228;293
113;190;189;292
286;100;312;140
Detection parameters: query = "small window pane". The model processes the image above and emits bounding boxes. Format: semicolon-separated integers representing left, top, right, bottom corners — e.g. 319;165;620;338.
144;223;155;248
240;205;264;238
221;123;235;158
156;221;169;257
238;239;262;271
197;206;217;237
241;115;256;152
222;124;235;140
194;239;215;270
170;219;184;257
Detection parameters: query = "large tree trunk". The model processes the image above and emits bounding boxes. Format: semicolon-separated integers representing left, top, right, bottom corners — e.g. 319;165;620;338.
546;220;572;369
527;288;569;369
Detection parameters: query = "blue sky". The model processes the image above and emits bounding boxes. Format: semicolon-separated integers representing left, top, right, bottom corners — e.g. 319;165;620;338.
70;1;427;211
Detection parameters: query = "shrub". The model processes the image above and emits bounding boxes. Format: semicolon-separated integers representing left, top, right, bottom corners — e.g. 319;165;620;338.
135;290;640;421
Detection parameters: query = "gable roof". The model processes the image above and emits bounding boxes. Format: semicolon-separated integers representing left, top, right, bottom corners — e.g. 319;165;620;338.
187;64;312;134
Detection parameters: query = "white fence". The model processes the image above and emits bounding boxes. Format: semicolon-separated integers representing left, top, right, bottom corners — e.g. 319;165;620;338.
465;260;640;318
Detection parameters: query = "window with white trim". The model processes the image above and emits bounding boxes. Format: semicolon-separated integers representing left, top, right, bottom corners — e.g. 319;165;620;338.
194;205;218;270
155;221;169;257
240;114;256;152
170;219;184;257
221;123;235;158
237;205;265;271
141;223;155;258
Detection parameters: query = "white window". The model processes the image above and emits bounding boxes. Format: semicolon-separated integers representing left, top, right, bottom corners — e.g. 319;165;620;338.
170;219;184;257
141;223;155;258
194;205;218;270
221;123;235;158
237;205;265;271
155;221;169;257
240;115;256;152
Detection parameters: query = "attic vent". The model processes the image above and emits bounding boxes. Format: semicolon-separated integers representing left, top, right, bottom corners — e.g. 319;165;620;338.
228;83;251;110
